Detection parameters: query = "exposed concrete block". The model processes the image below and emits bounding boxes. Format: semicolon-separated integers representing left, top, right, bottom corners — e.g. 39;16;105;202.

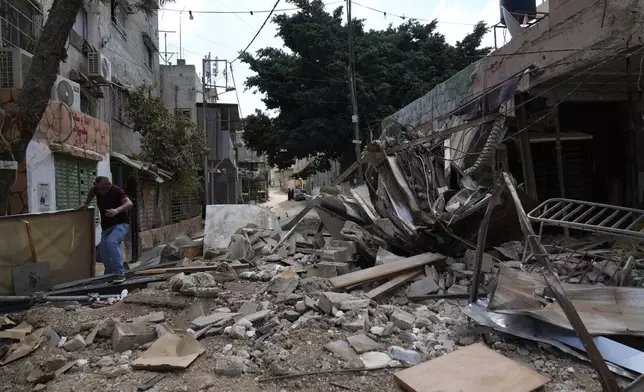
391;310;416;330
112;323;157;353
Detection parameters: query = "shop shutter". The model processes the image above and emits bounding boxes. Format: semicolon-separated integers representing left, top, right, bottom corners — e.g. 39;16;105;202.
55;156;98;222
55;155;81;210
78;160;99;224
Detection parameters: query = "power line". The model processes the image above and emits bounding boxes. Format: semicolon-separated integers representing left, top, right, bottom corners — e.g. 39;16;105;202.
163;1;344;14
351;1;478;26
231;0;281;64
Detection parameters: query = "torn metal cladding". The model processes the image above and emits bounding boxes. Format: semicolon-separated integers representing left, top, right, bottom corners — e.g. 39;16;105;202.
354;73;528;256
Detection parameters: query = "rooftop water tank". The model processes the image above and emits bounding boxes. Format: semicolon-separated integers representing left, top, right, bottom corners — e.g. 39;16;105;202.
500;0;537;24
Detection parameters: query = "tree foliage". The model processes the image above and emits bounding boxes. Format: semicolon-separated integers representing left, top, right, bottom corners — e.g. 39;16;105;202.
240;0;491;173
126;85;208;194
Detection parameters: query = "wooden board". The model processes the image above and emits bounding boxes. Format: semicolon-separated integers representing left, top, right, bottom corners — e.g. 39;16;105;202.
394;343;549;392
329;252;445;289
365;269;422;299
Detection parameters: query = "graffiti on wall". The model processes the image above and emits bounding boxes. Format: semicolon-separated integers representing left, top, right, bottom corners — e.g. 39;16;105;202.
0;88;110;215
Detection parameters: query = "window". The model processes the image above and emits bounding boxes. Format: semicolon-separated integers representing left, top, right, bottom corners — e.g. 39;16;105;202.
72;8;87;40
111;0;127;37
175;108;191;118
0;0;43;53
145;44;153;69
112;85;131;126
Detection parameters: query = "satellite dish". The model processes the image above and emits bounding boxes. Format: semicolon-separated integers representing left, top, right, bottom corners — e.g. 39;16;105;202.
56;80;75;108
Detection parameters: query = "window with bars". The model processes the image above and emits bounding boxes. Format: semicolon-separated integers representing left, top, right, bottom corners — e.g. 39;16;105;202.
0;0;42;54
111;0;127;38
112;85;131;126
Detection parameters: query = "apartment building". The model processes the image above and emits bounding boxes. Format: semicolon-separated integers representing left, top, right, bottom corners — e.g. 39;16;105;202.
1;0;160;254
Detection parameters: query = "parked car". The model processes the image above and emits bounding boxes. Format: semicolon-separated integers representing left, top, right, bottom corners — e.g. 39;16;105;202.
294;189;307;201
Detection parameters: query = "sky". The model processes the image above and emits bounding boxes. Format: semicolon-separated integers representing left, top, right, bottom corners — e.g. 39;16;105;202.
158;0;503;117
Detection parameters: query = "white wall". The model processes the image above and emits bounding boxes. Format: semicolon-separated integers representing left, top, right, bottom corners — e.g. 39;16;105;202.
25;140;110;245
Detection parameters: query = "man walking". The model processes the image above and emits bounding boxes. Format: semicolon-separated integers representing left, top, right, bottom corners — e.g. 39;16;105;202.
80;176;133;282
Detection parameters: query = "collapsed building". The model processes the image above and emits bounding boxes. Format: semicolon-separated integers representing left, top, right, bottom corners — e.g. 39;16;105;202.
351;0;644;256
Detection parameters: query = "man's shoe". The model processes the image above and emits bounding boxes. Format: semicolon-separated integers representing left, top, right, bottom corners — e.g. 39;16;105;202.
112;275;126;283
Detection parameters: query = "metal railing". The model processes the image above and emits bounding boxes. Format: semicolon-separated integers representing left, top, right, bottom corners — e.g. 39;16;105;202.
0;0;43;54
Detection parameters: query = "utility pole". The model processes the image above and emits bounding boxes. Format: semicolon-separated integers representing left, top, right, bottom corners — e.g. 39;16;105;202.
202;54;235;205
346;0;362;183
202;56;209;205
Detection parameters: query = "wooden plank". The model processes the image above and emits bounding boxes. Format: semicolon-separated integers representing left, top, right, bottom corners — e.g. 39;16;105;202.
329;252;445;289
394;343;549;392
365;270;422;299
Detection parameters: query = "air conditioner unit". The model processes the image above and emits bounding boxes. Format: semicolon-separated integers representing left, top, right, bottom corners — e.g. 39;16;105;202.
0;47;33;89
87;52;112;85
51;75;81;112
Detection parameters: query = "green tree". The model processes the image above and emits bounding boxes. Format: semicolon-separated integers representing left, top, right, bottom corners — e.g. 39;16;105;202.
240;0;491;174
125;85;209;194
0;0;173;215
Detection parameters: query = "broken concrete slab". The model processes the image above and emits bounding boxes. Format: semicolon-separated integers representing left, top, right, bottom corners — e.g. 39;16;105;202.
186;302;205;321
238;302;259;316
320;240;357;263
215;356;246;377
204;205;281;249
375;248;404;265
132;333;204;371
112;323;157;353
407;276;440;298
266;276;299;295
63;335;86;352
237;309;272;325
42;326;61;348
224;281;259;293
324;340;357;361
191;313;238;329
347;334;384;354
85;324;100;345
318;292;369;314
128;312;165;324
391;310;416;330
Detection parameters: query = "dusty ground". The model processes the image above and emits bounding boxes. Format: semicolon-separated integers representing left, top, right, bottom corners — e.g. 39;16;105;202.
259;188;315;222
0;280;626;392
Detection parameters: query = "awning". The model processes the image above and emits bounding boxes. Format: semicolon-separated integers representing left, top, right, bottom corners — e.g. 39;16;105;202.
110;152;173;184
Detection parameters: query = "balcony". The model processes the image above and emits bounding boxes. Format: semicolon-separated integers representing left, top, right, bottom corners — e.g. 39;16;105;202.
0;0;42;54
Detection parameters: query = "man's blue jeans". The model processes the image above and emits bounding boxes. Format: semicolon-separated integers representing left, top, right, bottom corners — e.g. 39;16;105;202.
99;223;129;276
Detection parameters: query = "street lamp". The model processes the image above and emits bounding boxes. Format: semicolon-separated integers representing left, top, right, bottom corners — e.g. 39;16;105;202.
179;8;193;59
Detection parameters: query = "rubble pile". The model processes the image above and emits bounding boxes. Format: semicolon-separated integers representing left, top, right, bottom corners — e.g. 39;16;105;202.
2;197;644;392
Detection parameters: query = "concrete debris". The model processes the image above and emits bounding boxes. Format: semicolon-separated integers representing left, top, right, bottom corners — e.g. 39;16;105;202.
112;322;157;353
318;292;369;314
266;276;299;295
324;340;357;361
347;334;384;354
128;311;165;324
214;356;246;377
320;240;357;263
62;335;86;352
191;312;237;329
391;310;416;330
406;275;440;298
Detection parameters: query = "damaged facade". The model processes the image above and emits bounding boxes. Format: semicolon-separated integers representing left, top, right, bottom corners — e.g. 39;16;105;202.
361;0;644;256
